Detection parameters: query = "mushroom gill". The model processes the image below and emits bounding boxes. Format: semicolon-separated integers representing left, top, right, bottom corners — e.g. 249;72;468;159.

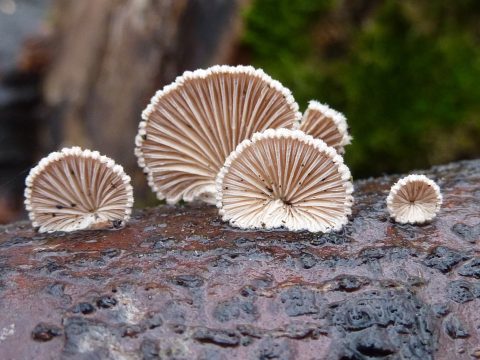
24;147;134;233
387;174;442;224
297;100;351;154
216;128;354;232
135;65;301;204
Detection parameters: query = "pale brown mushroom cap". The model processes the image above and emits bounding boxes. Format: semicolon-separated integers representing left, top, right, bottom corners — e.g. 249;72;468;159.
387;174;442;224
24;147;134;233
216;128;354;232
297;100;351;154
135;65;301;204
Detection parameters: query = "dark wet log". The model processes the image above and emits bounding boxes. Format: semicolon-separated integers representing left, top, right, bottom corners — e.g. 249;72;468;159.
0;159;479;359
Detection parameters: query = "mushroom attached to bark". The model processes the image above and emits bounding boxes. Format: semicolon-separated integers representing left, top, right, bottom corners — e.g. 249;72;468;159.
297;100;351;154
387;174;442;224
216;128;354;232
24;147;134;233
135;65;301;204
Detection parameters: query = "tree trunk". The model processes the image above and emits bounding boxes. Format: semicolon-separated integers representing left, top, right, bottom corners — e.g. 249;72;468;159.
43;0;246;190
0;159;479;359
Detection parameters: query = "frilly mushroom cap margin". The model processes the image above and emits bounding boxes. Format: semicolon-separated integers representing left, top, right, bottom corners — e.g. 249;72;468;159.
296;100;352;154
135;65;302;204
215;128;354;232
386;174;442;224
24;147;134;232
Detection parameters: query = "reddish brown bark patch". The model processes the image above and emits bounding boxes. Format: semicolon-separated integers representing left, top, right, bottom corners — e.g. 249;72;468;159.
0;160;479;359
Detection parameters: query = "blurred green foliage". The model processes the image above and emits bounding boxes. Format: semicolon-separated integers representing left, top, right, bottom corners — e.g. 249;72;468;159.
243;0;480;177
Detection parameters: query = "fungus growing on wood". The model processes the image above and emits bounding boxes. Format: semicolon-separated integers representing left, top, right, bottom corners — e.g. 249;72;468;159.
135;65;301;204
387;174;442;224
24;147;134;233
216;128;354;232
297;100;351;154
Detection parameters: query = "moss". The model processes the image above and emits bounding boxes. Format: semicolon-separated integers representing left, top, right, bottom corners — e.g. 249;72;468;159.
243;0;480;177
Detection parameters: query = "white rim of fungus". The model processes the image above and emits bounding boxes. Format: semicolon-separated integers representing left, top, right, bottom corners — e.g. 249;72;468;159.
216;128;354;233
24;147;134;233
135;65;302;205
296;100;352;154
386;174;442;224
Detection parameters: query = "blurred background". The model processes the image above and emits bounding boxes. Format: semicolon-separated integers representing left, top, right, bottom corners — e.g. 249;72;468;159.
1;0;480;224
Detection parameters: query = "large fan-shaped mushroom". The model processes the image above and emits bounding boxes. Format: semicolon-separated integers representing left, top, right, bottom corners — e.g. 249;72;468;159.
216;128;354;232
387;174;442;224
297;100;351;154
24;147;134;233
135;65;301;204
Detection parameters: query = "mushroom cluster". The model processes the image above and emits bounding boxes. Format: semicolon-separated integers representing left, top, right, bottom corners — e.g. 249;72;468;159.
24;64;443;234
135;65;355;232
135;65;301;204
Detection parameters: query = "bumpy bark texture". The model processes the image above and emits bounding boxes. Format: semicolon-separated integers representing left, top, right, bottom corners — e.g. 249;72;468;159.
0;160;479;359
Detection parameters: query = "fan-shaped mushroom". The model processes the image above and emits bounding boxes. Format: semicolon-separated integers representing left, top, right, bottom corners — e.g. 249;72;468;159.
216;128;354;232
387;174;442;224
297;100;351;154
24;147;134;233
135;65;301;204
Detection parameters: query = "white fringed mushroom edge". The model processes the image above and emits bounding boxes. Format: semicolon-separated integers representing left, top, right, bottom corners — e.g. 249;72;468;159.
386;174;442;224
297;100;352;152
215;128;354;232
24;147;134;230
135;65;302;202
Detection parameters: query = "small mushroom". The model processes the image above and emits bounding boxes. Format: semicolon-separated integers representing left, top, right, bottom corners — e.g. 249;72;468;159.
297;100;352;154
216;128;354;232
135;65;301;204
387;174;442;224
24;147;134;233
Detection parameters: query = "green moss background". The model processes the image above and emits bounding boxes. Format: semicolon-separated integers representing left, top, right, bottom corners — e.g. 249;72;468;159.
243;0;480;178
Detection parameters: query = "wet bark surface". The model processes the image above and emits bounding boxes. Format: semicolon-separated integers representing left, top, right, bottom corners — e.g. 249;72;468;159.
0;159;479;359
